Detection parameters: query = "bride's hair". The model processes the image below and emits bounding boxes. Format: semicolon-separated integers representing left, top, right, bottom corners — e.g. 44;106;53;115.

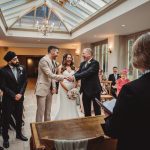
61;53;75;73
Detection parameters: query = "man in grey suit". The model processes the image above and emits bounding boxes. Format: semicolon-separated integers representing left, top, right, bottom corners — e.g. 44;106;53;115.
35;46;64;122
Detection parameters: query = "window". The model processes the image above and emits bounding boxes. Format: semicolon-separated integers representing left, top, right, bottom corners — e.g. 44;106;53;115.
128;39;134;80
92;40;108;76
94;45;100;61
101;44;108;75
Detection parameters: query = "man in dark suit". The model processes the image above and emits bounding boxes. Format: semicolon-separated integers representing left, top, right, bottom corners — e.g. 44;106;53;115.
0;91;3;150
0;90;2;134
108;66;120;98
0;51;28;148
68;48;102;117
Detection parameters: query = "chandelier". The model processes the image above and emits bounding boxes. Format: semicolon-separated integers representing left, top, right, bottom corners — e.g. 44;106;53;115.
36;2;55;36
36;19;54;36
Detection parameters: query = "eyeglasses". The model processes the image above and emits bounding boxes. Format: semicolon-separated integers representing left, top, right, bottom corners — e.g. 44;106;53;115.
12;57;18;61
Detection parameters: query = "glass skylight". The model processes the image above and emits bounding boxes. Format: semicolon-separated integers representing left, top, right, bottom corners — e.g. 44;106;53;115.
0;0;114;33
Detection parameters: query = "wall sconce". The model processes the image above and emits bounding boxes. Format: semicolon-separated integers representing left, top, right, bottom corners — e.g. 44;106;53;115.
108;45;112;54
108;48;112;54
27;58;33;66
75;49;80;56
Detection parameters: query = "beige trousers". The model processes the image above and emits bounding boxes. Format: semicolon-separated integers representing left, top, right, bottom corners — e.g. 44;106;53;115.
36;93;52;122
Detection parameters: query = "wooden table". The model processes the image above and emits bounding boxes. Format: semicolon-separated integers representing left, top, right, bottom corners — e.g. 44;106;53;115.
30;116;117;150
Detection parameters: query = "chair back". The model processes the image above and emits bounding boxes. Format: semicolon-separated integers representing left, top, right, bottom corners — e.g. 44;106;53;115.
101;81;113;101
101;81;112;95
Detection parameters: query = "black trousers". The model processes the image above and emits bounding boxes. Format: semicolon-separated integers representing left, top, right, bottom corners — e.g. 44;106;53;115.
2;99;23;140
82;92;101;117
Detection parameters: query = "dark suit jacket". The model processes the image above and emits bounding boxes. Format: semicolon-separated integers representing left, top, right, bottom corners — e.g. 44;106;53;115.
0;65;27;101
74;59;101;98
102;72;150;150
108;74;120;86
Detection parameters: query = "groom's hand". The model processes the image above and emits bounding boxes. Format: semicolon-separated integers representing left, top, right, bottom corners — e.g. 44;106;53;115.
51;88;57;94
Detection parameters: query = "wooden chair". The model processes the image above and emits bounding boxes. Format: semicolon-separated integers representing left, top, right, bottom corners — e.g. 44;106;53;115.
101;81;113;101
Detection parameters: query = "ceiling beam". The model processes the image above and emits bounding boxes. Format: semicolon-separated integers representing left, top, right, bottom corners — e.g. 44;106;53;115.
53;9;73;32
63;19;76;28
63;5;85;21
64;3;89;19
3;0;44;16
54;8;79;24
6;0;44;28
7;7;36;28
0;0;13;5
33;8;37;25
0;0;32;11
85;0;100;10
5;7;35;20
76;4;92;16
46;0;72;32
48;8;52;20
48;0;83;23
102;0;109;3
0;9;8;30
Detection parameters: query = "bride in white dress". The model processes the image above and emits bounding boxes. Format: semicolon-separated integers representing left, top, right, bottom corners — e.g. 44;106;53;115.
55;54;79;120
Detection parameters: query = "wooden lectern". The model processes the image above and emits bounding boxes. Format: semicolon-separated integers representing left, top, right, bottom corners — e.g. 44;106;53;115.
30;116;117;150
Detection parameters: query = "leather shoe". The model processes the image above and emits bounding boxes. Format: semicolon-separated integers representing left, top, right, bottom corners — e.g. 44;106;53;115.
0;146;4;150
16;134;28;141
3;140;9;148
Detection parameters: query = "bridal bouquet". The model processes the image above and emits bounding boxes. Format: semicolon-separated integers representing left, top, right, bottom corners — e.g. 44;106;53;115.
67;88;80;100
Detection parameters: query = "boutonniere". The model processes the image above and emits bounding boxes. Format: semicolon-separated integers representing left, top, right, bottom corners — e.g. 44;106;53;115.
86;61;91;66
18;66;23;75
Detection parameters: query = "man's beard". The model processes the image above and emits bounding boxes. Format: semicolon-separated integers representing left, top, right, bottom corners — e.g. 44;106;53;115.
11;62;20;67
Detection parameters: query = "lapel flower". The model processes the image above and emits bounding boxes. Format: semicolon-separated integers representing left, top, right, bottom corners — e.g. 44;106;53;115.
86;61;91;67
87;61;91;64
18;66;23;75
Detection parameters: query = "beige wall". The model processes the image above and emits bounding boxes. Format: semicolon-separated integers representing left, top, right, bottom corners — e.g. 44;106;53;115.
108;35;128;75
0;47;81;68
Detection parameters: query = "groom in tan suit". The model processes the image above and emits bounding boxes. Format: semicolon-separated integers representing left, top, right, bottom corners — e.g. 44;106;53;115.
35;46;64;122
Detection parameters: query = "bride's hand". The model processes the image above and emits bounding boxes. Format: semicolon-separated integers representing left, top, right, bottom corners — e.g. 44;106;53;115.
66;76;74;82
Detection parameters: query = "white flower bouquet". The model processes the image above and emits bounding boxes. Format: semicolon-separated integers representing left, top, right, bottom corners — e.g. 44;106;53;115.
67;88;80;100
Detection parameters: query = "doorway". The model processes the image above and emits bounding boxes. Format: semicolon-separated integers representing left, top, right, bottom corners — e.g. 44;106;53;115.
17;55;43;78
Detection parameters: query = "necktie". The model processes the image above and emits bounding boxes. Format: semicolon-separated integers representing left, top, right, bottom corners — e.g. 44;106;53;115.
12;67;18;80
52;60;56;73
114;74;117;80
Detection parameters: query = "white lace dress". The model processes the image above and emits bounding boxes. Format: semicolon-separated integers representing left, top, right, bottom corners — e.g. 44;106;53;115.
54;70;88;150
55;70;79;120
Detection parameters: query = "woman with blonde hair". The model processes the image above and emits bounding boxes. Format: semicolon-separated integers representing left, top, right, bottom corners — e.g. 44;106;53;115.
102;32;150;150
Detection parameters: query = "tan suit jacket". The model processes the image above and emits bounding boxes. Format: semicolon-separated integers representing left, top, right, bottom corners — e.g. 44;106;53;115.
35;55;64;96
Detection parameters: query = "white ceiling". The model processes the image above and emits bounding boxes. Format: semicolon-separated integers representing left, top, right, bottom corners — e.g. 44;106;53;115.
0;0;150;45
73;0;150;43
